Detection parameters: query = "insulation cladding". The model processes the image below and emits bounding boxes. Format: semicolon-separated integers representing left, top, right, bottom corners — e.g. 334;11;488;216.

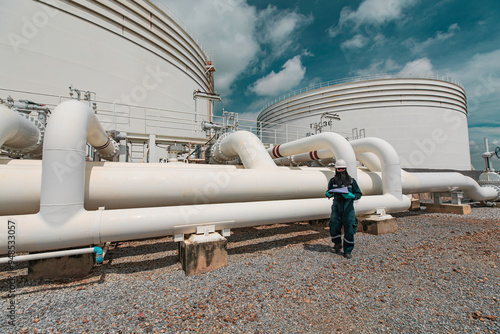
0;0;213;141
257;76;470;170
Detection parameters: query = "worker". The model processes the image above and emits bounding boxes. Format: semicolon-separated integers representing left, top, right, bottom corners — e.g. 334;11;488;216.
325;159;362;259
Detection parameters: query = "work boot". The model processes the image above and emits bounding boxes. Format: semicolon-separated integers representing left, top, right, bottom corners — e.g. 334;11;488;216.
344;253;353;259
333;244;342;254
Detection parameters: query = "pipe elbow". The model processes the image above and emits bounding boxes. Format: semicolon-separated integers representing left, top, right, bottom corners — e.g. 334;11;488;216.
214;131;277;169
45;100;118;160
0;105;43;154
464;182;499;201
266;132;357;177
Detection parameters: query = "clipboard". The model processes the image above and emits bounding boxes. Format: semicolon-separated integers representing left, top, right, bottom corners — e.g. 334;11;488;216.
328;186;349;194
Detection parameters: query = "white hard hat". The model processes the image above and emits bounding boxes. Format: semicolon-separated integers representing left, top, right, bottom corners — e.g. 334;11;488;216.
335;159;347;169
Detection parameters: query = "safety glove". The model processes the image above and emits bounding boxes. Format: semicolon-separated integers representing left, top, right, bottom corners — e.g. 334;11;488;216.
325;190;333;198
342;192;355;199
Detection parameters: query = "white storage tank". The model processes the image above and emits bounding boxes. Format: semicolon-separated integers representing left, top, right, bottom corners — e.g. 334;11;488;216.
257;75;470;170
0;0;215;142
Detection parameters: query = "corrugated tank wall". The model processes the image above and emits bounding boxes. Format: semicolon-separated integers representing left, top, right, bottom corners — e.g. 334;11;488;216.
257;76;471;170
0;0;213;141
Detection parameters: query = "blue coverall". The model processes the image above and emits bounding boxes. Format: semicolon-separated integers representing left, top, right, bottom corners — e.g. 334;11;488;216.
326;178;362;254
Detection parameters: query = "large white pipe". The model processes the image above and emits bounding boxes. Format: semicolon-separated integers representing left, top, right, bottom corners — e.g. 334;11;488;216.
354;144;498;201
211;131;277;169
11;98;490;254
0;105;41;153
0;162;334;215
40;100;118;223
0;98;410;254
402;172;499;201
0;194;410;254
2;152;494;217
273;150;334;166
350;138;403;197
284;141;498;202
267;133;357;178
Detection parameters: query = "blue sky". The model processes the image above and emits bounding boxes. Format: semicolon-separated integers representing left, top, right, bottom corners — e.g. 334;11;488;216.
162;0;500;170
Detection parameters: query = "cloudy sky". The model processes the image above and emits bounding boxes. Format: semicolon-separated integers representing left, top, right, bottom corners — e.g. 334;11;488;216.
161;0;500;170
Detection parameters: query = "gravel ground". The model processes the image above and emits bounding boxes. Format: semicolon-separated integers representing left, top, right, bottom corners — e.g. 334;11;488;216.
1;205;499;333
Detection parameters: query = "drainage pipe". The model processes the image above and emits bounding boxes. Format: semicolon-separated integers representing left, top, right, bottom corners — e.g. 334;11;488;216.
266;133;357;178
0;105;42;154
0;246;103;264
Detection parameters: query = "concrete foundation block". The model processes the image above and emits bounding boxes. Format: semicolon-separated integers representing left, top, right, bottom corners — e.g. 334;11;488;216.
28;252;95;280
179;233;228;276
356;221;363;233
359;215;398;235
409;198;421;211
425;203;471;215
308;219;329;226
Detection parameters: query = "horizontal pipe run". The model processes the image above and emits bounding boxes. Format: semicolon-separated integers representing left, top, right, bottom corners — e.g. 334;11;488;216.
3;160;496;214
0;246;103;264
273;149;334;166
0;196;410;254
401;172;498;201
0;163;335;215
354;150;498;201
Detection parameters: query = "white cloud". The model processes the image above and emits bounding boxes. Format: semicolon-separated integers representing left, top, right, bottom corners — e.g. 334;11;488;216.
355;58;401;76
372;33;387;47
405;23;460;53
449;48;500;96
257;5;313;58
160;1;312;97
161;0;259;95
399;58;435;76
446;48;500;137
249;55;306;96
307;77;323;87
341;34;368;50
328;0;419;37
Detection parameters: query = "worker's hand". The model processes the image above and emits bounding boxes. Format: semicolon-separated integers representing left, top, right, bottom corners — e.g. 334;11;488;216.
325;190;333;198
342;192;355;199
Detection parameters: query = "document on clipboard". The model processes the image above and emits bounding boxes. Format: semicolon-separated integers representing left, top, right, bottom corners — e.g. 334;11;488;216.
328;186;349;194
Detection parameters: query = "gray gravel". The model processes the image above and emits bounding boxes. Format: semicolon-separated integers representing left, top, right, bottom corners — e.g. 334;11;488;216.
1;205;499;333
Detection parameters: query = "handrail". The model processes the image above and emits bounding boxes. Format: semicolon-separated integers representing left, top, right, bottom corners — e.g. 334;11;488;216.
259;73;464;113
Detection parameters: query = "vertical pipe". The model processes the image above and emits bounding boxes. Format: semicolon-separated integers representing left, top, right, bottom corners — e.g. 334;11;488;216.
350;138;403;197
40;100;118;223
484;138;491;171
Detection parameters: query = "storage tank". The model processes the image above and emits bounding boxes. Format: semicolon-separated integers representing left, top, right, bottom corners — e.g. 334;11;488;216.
257;75;470;170
0;0;215;144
